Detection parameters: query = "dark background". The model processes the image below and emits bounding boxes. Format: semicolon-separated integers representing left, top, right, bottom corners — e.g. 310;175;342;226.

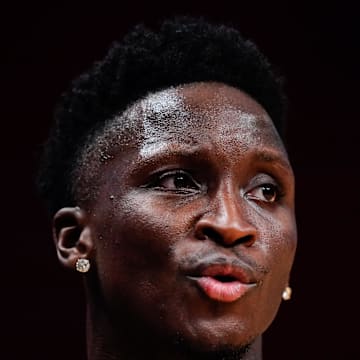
3;2;359;359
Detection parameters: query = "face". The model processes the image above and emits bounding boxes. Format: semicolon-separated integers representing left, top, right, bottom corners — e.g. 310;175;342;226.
84;82;297;351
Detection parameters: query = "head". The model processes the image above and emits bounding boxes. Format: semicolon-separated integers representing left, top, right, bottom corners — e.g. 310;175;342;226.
38;17;296;359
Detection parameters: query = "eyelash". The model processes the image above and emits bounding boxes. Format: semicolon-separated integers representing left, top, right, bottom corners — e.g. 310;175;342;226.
245;183;284;204
143;169;284;203
144;170;201;193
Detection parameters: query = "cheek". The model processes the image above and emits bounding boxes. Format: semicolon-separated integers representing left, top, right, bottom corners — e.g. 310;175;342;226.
269;212;297;268
248;206;297;293
242;217;297;335
257;210;297;303
263;222;297;292
89;201;166;319
89;194;202;336
90;192;195;293
249;204;297;264
93;200;170;270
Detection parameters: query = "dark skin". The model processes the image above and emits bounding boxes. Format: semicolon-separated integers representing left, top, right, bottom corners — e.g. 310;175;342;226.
54;82;297;360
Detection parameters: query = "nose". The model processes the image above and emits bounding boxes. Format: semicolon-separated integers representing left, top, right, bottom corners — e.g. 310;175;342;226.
194;189;257;247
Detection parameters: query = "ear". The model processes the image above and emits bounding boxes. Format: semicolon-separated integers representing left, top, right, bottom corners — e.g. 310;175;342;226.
53;207;94;271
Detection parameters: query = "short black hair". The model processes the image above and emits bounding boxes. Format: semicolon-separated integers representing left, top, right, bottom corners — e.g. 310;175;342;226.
37;16;287;215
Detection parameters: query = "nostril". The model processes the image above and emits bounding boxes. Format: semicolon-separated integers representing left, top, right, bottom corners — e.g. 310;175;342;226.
234;235;254;247
199;227;255;247
201;227;223;243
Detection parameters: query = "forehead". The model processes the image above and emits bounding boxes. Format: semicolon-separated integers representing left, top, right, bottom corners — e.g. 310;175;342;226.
130;82;286;156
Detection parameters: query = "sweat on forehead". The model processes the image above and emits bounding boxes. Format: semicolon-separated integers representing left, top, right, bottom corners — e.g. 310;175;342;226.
77;83;270;160
135;83;282;150
97;82;272;145
72;82;282;206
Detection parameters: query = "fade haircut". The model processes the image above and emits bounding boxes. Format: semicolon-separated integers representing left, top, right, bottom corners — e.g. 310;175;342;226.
37;17;287;215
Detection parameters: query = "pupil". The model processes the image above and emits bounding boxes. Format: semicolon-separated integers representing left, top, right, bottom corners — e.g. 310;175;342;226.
174;175;189;188
262;185;276;201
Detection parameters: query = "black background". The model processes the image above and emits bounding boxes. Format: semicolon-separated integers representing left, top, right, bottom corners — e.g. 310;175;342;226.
3;2;359;359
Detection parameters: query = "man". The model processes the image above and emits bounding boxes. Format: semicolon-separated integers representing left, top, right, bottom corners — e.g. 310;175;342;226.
38;17;297;359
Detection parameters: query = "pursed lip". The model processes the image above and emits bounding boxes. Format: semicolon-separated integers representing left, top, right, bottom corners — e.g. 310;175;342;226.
185;259;259;303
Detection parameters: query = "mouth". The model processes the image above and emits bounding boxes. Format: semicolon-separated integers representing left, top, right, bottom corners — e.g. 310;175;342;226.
186;263;259;303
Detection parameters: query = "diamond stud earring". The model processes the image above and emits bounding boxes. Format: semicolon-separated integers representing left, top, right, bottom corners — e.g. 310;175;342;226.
75;258;90;273
282;286;292;301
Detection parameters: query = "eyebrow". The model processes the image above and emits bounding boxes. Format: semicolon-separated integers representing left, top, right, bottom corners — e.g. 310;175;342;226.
129;142;206;174
253;150;293;173
132;142;293;175
138;140;203;161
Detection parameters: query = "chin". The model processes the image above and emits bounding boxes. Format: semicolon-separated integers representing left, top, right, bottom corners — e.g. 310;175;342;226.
164;321;258;359
168;334;254;360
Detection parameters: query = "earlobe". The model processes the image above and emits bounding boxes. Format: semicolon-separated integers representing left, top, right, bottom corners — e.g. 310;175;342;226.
53;207;94;271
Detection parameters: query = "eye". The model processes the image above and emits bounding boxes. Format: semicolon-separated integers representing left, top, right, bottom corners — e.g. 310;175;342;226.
147;170;200;192
245;183;281;203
